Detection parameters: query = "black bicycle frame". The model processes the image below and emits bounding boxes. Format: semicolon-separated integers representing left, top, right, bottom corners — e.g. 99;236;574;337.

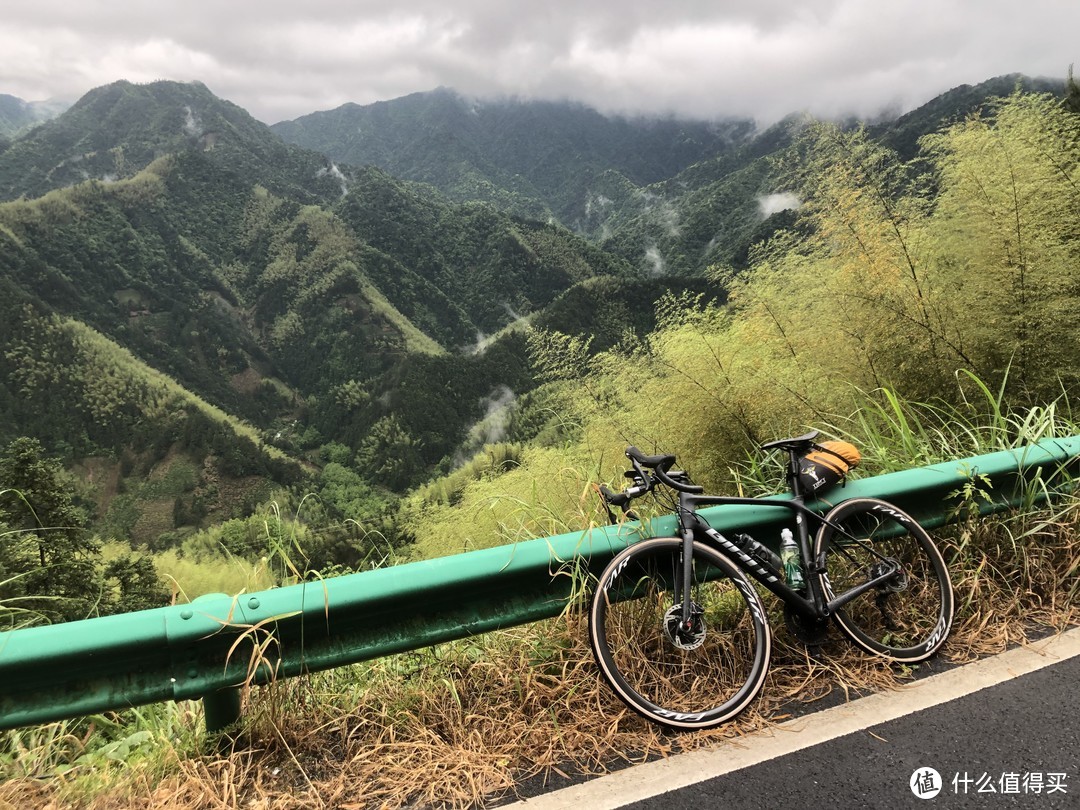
675;492;901;624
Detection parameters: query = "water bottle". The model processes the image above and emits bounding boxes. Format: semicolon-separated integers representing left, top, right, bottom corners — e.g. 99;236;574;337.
733;532;782;571
780;528;805;590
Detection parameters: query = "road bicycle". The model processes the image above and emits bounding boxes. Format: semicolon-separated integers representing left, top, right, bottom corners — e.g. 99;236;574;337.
590;431;954;730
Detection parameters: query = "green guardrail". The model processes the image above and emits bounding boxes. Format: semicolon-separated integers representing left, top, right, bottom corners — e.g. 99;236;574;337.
2;437;1079;733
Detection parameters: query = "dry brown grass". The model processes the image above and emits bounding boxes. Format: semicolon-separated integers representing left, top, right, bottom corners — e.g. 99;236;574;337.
3;502;1078;810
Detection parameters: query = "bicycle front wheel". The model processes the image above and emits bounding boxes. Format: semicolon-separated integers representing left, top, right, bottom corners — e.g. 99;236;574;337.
815;498;954;662
589;537;772;730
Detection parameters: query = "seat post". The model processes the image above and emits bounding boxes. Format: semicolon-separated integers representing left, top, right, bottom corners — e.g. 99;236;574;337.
787;447;806;500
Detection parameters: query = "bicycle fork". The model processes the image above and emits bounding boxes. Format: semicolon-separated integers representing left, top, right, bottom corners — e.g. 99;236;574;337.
676;525;696;634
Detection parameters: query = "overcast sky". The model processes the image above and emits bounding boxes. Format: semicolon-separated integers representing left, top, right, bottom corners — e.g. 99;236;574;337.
2;1;1077;125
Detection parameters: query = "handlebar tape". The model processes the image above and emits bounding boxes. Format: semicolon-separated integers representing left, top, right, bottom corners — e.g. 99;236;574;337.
625;446;704;494
625;446;676;469
599;484;631;507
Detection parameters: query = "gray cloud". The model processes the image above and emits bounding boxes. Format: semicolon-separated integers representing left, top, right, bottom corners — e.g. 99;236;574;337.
1;1;1076;125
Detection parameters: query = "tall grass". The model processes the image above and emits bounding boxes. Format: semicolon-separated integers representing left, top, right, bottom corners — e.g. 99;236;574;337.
0;490;65;631
401;443;606;560
151;546;276;602
723;369;1080;498
839;369;1077;469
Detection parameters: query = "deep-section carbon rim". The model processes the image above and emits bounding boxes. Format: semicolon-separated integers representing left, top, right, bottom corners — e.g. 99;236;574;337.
815;498;954;662
589;538;772;730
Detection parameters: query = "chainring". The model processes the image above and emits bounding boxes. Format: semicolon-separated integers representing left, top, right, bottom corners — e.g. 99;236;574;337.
784;603;831;646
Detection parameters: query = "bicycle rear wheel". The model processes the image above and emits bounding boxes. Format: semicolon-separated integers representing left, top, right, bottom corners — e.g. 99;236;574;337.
589;537;771;730
815;498;954;662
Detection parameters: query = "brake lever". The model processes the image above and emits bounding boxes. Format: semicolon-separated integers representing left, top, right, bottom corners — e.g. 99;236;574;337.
598;483;641;524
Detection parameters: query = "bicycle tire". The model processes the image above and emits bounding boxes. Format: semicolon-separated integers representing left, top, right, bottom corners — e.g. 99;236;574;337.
589;537;772;730
815;498;954;662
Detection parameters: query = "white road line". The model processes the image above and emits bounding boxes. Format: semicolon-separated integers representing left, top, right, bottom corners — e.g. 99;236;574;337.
508;627;1080;809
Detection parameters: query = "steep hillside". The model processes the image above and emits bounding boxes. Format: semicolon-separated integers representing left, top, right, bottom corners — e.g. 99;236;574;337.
594;116;806;276
592;75;1069;276
0;285;303;544
869;73;1062;158
0;80;341;203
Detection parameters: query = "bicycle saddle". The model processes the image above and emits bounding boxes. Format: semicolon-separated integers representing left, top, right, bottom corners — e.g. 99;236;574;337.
760;430;820;452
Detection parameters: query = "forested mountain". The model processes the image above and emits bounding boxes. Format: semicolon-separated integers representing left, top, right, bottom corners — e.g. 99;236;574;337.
0;80;660;552
868;73;1061;158
271;87;756;226
0;80;338;203
0;72;1069;607
274;75;1064;278
592;74;1061;275
0;93;68;139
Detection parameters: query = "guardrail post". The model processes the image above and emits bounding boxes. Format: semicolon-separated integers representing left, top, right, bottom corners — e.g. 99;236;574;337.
202;686;242;735
187;593;244;735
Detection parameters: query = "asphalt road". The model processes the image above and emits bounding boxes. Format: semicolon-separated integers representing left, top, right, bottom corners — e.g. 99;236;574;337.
509;628;1080;810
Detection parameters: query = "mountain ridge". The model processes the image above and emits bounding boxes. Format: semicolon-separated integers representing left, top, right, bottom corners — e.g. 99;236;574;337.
0;93;69;138
271;86;757;227
271;74;1065;276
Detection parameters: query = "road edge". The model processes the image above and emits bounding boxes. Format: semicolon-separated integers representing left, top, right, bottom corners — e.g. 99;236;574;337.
507;626;1080;809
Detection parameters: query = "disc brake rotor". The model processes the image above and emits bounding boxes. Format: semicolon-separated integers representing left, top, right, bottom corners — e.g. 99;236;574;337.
663;602;706;650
